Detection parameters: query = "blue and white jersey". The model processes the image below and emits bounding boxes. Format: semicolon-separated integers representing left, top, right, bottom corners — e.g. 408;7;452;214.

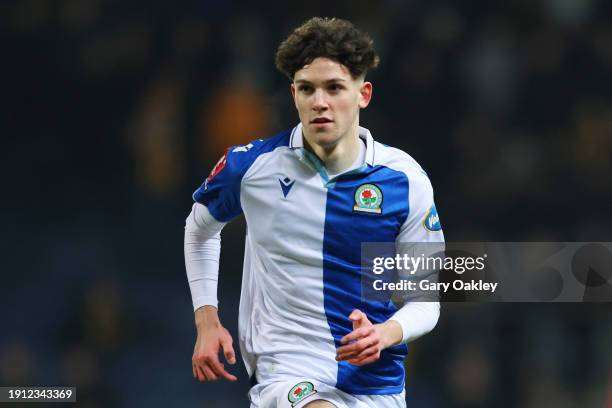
193;123;444;395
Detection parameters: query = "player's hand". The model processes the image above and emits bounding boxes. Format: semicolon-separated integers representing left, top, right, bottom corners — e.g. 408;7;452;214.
336;309;401;366
192;307;237;382
335;309;384;366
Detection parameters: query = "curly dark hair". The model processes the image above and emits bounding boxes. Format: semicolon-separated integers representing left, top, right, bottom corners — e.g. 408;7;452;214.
275;17;380;80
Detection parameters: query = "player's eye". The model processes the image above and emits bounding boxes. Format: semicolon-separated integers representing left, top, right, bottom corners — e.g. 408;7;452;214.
298;85;313;93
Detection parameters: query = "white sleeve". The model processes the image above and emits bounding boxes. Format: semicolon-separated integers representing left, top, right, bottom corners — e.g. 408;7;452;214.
184;202;227;311
390;170;444;343
388;302;440;343
396;170;444;243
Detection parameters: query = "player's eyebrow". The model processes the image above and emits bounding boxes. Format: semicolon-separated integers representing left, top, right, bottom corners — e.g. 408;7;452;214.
294;78;347;84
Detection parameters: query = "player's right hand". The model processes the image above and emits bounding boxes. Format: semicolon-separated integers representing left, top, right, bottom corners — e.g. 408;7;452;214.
192;310;237;382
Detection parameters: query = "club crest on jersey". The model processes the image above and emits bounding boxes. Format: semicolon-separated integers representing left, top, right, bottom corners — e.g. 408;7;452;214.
288;381;317;407
353;184;383;214
423;203;442;232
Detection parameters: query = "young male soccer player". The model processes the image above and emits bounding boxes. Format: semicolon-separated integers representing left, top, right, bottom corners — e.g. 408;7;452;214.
184;17;444;408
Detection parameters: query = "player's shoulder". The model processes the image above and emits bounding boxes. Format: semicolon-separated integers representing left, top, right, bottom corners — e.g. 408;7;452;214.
229;129;292;160
221;129;293;172
248;129;293;153
373;141;433;191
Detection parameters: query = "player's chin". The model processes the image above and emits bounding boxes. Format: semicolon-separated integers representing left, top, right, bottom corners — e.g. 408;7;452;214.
310;131;340;147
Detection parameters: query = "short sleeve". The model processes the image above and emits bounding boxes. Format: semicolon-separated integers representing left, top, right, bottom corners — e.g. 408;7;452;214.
193;147;246;223
191;131;292;223
397;171;444;243
395;171;444;303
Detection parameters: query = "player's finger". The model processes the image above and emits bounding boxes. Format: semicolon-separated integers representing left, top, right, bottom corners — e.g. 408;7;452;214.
337;346;375;361
221;337;237;365
209;356;238;381
194;364;209;381
192;353;204;378
223;347;236;365
341;326;372;343
349;309;364;321
349;354;380;366
340;328;370;345
351;309;371;322
336;344;366;359
336;336;378;360
349;310;369;328
201;364;217;381
340;326;374;344
337;334;378;354
348;345;379;362
348;347;381;365
337;348;365;361
193;365;202;381
337;350;361;361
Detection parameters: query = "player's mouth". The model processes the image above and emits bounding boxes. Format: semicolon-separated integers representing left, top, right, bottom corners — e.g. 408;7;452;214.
310;117;333;127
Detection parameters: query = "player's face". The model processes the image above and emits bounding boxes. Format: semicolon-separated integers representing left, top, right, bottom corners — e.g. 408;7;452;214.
291;57;372;148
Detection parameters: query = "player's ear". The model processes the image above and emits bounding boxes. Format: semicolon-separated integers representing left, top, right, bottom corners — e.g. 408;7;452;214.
358;81;373;108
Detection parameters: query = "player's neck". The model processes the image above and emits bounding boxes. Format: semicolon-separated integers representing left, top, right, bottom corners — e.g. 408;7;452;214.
303;125;360;175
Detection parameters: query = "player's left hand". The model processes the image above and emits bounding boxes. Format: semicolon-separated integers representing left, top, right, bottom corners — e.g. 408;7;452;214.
335;309;388;366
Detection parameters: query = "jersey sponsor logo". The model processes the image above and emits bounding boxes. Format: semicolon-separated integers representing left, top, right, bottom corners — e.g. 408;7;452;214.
353;183;383;214
423;203;442;231
204;149;228;190
288;381;317;407
279;176;295;198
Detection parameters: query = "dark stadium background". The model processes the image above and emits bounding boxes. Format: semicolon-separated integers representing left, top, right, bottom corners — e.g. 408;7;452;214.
1;0;611;407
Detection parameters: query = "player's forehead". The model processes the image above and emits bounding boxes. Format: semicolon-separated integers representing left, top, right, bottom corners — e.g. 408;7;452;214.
293;57;354;84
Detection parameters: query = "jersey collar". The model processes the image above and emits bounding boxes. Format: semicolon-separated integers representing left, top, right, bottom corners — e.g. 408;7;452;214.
289;122;375;166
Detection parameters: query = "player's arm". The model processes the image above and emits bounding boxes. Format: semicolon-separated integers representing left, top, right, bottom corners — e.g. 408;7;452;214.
388;170;444;344
337;171;444;365
185;142;260;381
185;202;237;382
335;305;440;365
186;140;270;378
335;310;402;365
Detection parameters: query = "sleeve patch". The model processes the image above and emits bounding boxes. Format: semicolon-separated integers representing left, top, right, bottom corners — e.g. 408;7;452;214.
204;149;229;189
423;203;442;232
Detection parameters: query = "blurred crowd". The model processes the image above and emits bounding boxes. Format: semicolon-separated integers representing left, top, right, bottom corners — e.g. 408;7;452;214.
1;0;611;407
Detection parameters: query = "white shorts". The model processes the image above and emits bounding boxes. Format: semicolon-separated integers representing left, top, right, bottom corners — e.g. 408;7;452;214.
248;378;406;408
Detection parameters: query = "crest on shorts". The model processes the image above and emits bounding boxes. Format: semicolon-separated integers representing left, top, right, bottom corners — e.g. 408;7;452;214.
288;381;317;407
353;184;383;214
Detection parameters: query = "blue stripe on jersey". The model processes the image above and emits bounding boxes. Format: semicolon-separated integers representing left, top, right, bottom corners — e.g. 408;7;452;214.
193;130;291;222
322;166;410;395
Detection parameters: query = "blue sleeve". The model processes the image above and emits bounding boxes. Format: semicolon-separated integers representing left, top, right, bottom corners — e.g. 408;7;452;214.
192;131;292;223
192;146;244;222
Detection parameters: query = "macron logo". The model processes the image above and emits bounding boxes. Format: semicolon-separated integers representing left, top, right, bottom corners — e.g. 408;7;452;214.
279;177;295;198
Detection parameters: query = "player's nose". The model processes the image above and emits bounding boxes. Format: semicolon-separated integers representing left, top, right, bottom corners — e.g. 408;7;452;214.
311;89;329;111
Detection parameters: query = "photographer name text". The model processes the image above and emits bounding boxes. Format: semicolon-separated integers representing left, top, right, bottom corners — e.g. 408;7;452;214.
373;279;498;293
